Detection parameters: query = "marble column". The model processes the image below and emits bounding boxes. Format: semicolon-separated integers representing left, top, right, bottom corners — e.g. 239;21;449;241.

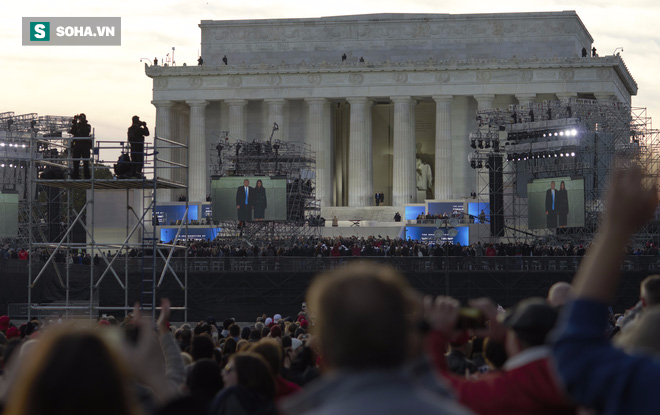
515;93;537;107
227;99;247;142
474;95;495;202
433;95;453;200
347;97;373;207
169;105;188;201
264;99;286;142
186;100;208;203
474;94;496;111
153;100;174;201
305;98;332;207
391;96;417;206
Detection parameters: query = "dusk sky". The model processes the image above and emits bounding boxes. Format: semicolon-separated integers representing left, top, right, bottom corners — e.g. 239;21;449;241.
4;0;659;161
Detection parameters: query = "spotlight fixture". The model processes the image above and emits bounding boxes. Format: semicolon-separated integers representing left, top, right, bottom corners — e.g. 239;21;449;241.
470;160;476;169
477;160;483;169
484;140;491;149
478;139;484;149
571;151;576;157
470;140;476;149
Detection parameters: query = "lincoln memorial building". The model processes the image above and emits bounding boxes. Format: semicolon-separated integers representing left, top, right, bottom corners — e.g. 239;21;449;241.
145;11;636;213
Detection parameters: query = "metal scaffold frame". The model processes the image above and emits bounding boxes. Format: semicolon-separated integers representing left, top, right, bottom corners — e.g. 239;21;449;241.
469;98;660;246
209;126;321;245
3;111;191;322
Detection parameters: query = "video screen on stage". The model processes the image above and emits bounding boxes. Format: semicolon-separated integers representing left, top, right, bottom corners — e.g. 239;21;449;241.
405;226;469;246
154;204;199;226
211;177;287;221
405;205;426;220
527;177;585;230
160;228;221;243
428;202;464;217
201;204;212;220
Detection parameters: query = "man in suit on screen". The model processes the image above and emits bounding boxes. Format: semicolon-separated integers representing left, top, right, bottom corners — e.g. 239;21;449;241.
545;181;558;228
236;179;253;224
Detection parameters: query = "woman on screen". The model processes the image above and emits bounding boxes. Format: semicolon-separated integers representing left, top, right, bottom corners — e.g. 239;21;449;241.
557;180;569;228
253;179;267;220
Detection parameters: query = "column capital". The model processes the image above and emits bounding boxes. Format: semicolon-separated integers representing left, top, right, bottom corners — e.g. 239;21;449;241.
225;99;248;106
432;95;454;104
390;95;413;103
346;96;371;105
474;94;496;102
185;99;209;108
151;100;174;108
304;97;328;104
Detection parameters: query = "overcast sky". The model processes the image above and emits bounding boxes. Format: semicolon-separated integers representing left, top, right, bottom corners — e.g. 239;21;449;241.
3;0;659;157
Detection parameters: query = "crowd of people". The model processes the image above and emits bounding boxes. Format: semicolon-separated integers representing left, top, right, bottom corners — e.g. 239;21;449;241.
6;235;660;265
0;166;659;415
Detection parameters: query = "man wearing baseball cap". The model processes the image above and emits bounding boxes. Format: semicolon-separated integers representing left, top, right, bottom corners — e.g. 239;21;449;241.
426;296;575;415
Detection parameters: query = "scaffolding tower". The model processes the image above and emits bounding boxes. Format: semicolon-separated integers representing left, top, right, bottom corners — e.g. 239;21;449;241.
469;98;660;246
209;127;321;245
6;112;191;321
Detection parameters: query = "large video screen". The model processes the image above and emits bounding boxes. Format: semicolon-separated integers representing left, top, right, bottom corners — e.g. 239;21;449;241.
154;204;199;226
160;228;221;242
405;226;469;246
211;177;287;221
428;202;464;217
405;205;425;220
527;177;585;230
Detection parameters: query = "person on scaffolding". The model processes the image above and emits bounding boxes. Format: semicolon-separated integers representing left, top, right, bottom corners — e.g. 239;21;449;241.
68;113;92;179
127;115;149;178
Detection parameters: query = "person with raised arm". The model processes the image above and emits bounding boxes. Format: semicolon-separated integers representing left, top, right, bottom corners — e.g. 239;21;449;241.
552;165;659;415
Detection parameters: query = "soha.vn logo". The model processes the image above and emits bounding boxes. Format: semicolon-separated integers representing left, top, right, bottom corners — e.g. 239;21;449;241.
30;22;50;41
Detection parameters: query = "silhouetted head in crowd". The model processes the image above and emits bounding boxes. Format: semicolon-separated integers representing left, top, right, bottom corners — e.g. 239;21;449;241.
501;297;558;356
306;263;414;370
223;352;276;402
249;338;283;377
229;323;241;339
3;329;140;415
223;318;235;331
186;358;223;410
641;275;660;307
191;334;215;361
241;326;251;340
223;337;237;356
249;329;262;342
